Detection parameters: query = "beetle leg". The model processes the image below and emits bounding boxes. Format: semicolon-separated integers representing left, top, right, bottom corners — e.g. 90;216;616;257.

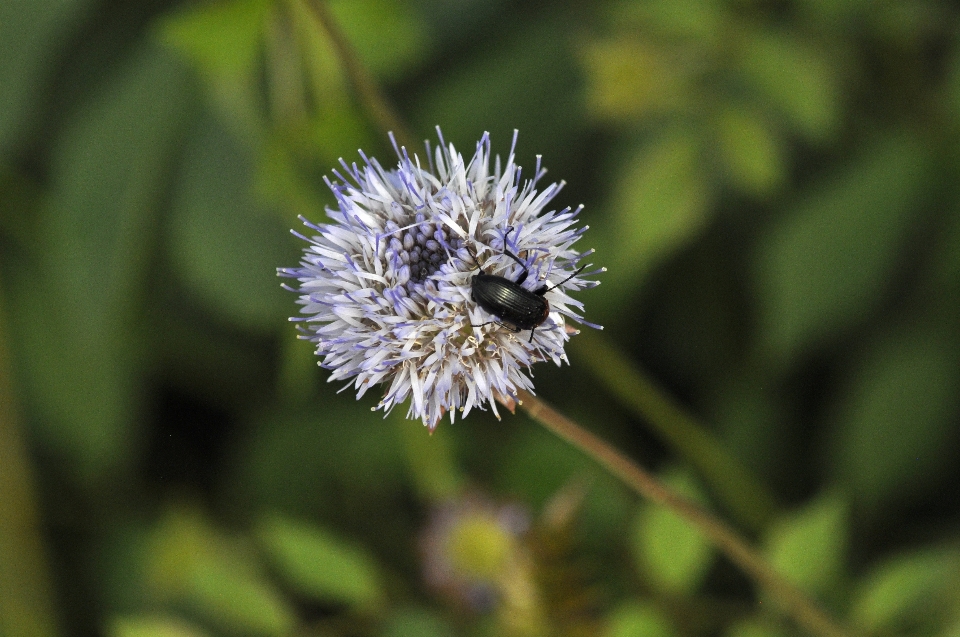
502;249;530;285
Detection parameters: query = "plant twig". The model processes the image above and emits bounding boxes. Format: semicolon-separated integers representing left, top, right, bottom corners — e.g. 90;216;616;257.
303;0;418;151
515;389;852;637
572;330;779;532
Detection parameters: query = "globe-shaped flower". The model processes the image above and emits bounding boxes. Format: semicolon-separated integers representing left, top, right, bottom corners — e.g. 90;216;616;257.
279;129;601;430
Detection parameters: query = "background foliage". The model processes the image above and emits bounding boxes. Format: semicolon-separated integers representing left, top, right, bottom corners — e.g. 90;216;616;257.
2;0;960;636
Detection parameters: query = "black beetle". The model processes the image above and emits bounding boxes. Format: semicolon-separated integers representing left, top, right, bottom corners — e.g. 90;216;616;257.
468;233;586;342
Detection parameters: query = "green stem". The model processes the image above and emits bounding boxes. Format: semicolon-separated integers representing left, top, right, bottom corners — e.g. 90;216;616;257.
572;330;778;532
303;0;418;151
515;390;852;637
0;283;61;637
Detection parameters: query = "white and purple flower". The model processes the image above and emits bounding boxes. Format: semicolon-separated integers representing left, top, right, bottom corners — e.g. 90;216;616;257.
279;129;601;430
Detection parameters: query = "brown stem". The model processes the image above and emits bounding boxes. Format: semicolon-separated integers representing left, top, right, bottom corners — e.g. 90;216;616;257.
572;330;778;532
515;390;853;637
303;0;418;151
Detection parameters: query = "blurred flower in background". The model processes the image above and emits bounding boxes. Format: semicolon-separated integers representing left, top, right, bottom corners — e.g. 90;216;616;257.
420;494;532;614
419;484;599;637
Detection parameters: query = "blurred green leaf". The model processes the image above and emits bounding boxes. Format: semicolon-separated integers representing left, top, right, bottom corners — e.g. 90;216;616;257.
827;323;960;508
168;112;295;333
851;546;960;633
0;288;60;637
327;0;430;82
255;110;373;225
147;506;296;637
632;467;715;595
723;617;790;637
610;0;728;48
10;44;191;483
580;37;692;121
159;0;269;80
707;375;788;496
380;608;455;637
188;567;295;636
107;615;211;637
947;33;960;124
715;105;785;197
0;0;90;152
397;414;464;502
764;491;847;599
604;601;678;637
794;0;873;28
256;513;384;608
753;131;930;364
943;614;960;637
868;1;942;47
284;0;348;114
0;168;43;263
737;31;841;143
927;201;960;308
228;402;408;520
599;126;711;305
157;0;269;130
97;518;158;615
411;16;584;173
263;2;310;123
275;324;318;403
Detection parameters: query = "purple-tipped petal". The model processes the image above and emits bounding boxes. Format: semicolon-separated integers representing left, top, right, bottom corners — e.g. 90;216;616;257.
279;130;601;429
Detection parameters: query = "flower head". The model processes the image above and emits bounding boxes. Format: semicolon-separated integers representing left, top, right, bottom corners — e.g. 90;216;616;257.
279;129;601;430
419;494;532;613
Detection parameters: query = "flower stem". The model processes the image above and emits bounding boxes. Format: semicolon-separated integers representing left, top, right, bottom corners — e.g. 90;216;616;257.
572;330;778;532
303;0;418;151
515;389;852;637
303;6;849;636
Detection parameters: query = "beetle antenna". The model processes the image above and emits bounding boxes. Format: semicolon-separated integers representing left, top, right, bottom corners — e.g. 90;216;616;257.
541;264;588;294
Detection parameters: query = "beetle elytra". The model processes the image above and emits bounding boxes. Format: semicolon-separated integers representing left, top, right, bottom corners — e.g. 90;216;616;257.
467;229;585;342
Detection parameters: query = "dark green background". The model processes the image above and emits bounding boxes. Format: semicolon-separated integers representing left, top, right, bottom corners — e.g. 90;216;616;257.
2;0;959;636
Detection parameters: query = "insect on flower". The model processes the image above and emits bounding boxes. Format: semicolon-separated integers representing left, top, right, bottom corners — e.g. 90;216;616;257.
467;228;587;343
278;128;602;430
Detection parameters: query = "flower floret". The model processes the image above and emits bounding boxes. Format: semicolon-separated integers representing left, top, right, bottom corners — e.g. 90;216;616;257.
279;129;601;430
